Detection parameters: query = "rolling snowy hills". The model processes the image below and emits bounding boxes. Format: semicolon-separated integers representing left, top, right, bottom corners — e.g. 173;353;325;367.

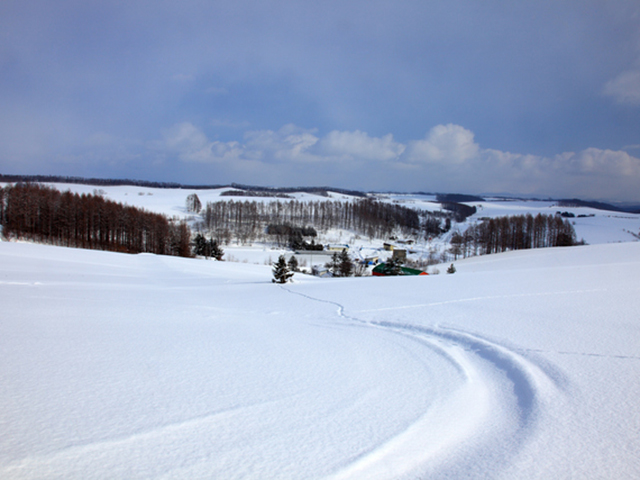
1;237;640;478
3;182;639;266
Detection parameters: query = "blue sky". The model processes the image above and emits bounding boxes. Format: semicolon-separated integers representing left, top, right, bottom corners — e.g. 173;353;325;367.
1;1;640;201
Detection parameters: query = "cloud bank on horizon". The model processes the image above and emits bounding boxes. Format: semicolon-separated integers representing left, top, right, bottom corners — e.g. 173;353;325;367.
1;1;640;201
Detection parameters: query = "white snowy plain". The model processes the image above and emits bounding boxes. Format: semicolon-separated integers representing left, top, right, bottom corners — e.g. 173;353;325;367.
2;239;640;479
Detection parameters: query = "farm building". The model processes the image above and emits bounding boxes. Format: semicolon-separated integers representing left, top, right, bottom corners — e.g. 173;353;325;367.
392;249;407;262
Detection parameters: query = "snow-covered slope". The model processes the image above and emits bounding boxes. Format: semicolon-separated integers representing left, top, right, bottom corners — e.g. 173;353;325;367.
1;241;639;479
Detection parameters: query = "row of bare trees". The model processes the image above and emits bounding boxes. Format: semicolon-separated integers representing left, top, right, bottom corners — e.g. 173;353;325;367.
450;213;580;259
200;198;424;244
0;183;191;257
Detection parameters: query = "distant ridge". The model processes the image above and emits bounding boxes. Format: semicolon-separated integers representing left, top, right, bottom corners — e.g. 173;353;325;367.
435;193;485;203
557;199;629;213
0;174;368;198
0;174;193;189
2;174;638;213
228;183;368;198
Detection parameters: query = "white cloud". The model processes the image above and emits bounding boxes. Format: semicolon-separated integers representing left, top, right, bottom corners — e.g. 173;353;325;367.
395;126;640;201
405;124;479;164
452;147;640;200
555;148;640;177
603;70;640;105
153;122;640;201
162;122;242;163
244;124;320;162
316;130;405;161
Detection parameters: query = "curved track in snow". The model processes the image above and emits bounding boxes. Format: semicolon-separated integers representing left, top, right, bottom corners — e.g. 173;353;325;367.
283;286;566;479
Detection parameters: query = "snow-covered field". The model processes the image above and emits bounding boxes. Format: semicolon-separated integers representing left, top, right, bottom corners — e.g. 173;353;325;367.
2;237;640;479
2;183;640;478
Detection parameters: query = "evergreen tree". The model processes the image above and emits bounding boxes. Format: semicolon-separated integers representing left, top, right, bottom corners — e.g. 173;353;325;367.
209;239;224;260
193;233;207;256
338;250;353;277
272;255;294;283
288;255;299;272
193;234;223;260
325;252;341;277
385;257;404;276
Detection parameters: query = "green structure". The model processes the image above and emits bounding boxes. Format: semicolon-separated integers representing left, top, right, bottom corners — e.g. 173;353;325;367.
372;263;428;276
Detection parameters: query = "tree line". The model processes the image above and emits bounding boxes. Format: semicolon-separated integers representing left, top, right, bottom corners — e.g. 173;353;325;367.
449;213;580;259
0;174;200;190
199;198;432;244
0;183;191;257
0;175;370;198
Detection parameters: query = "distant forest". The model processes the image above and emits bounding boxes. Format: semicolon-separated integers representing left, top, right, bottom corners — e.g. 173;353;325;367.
199;198;459;246
0;174;195;189
0;174;367;198
0;183;191;257
449;213;580;259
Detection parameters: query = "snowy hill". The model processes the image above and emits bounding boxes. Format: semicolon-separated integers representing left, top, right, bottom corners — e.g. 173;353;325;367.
1;239;640;479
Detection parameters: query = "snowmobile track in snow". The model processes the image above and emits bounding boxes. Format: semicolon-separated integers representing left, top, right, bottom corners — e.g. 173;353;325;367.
281;284;568;479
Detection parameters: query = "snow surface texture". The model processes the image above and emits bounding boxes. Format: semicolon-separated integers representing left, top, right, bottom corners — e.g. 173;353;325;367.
2;241;640;479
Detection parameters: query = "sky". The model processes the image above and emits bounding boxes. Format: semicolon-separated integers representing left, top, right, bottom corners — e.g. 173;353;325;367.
1;1;640;202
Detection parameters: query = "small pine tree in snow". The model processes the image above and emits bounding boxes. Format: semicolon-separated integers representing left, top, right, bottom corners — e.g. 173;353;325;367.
193;234;224;260
338;250;353;277
385;257;404;276
288;255;299;272
193;233;207;256
325;252;341;277
209;239;224;261
273;255;294;284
